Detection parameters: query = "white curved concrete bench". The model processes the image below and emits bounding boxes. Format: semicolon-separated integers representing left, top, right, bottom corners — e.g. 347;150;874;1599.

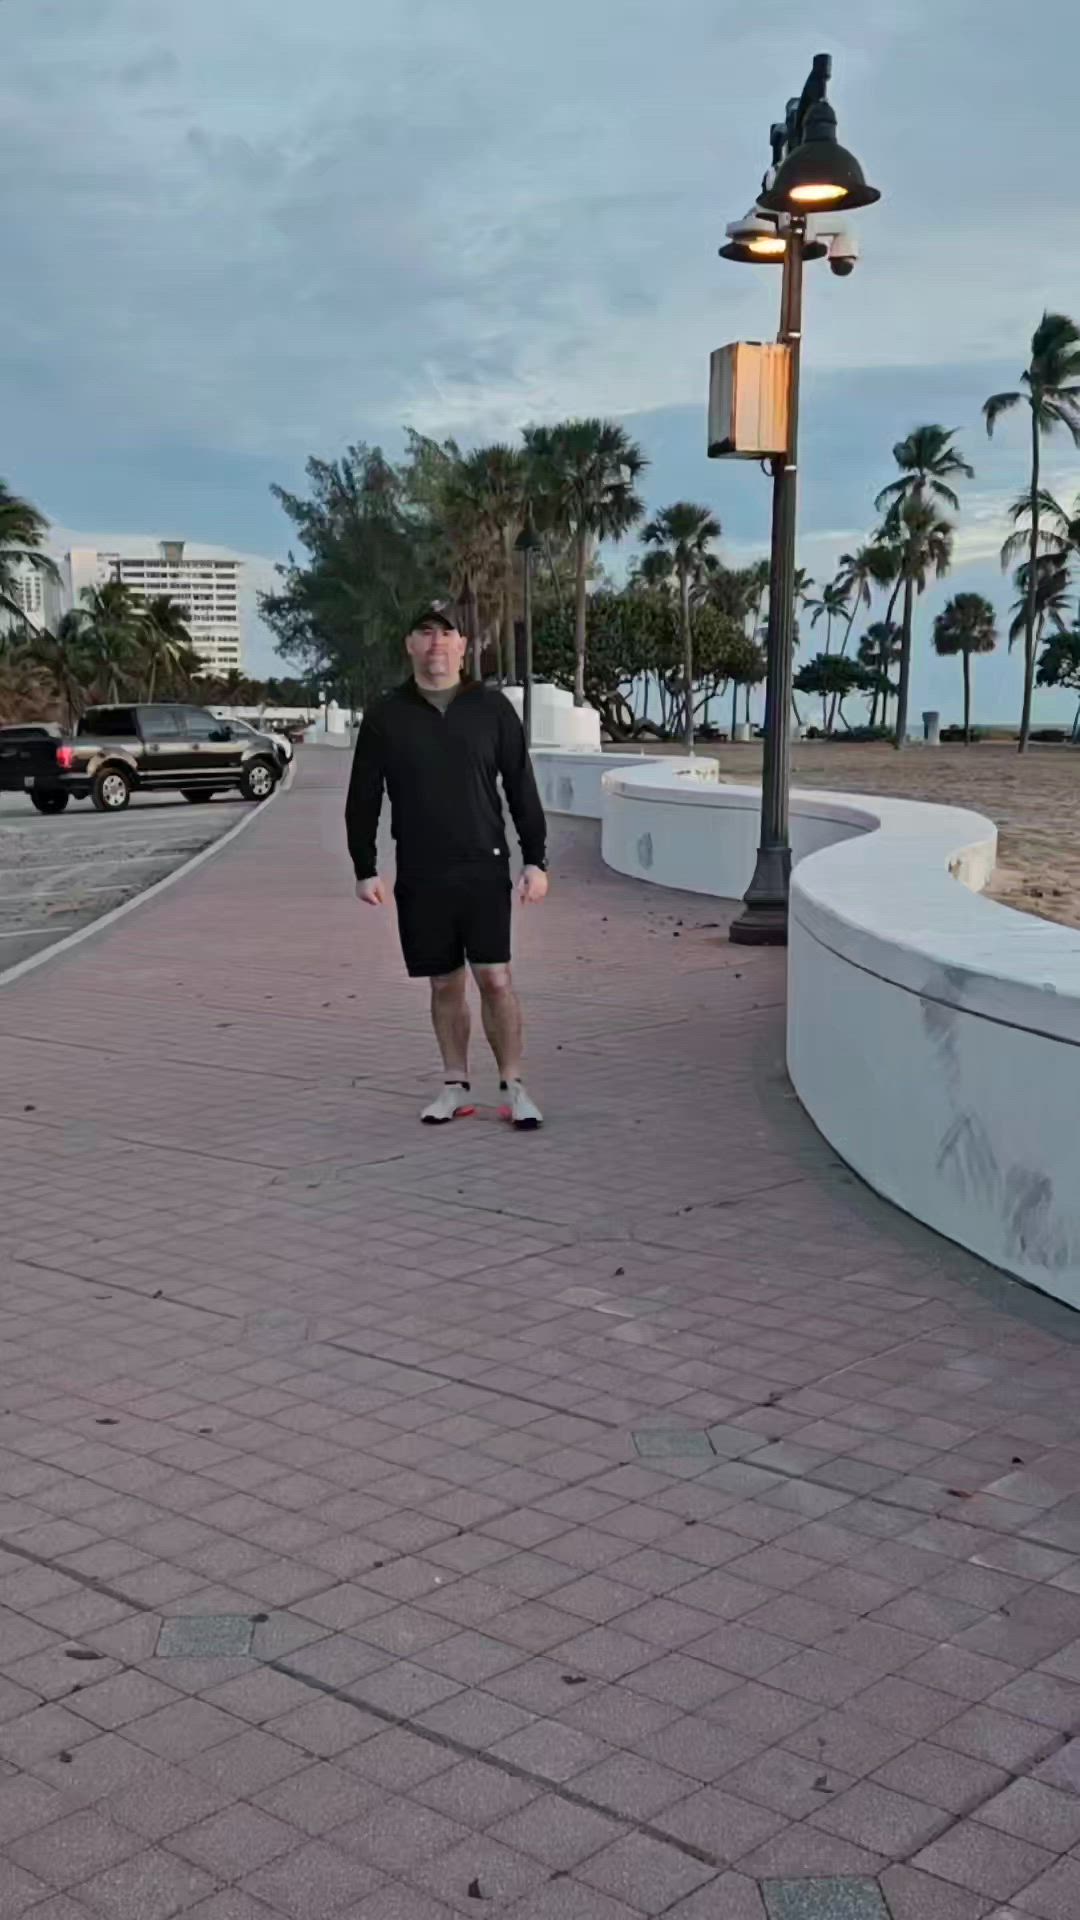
536;749;1080;1300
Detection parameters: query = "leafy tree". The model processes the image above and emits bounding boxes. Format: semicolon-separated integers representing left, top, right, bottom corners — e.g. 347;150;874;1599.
718;630;766;738
805;578;850;654
524;420;646;707
0;480;59;629
80;580;143;703
985;313;1080;750
794;652;869;733
879;496;953;748
1036;628;1080;735
857;621;902;729
455;443;526;682
874;426;970;749
835;541;897;656
1009;555;1071;656
875;424;974;517
261;443;439;707
140;595;195;702
932;592;997;743
20;610;93;726
642;502;721;752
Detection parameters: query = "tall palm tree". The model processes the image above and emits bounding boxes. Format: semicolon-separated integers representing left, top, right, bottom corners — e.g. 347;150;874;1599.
441;457;502;680
835;541;897;656
463;445;527;684
985;313;1080;751
875;424;975;518
20;610;92;727
80;580;142;702
1009;555;1072;659
806;577;851;654
0;481;59;629
932;593;997;744
524;420;646;706
888;496;954;748
641;502;721;751
857;621;902;729
139;595;194;701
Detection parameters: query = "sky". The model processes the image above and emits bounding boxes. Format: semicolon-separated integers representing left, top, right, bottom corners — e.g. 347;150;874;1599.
3;0;1080;721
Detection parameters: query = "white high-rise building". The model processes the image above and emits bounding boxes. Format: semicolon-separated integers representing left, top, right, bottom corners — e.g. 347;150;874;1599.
66;540;244;678
3;555;63;634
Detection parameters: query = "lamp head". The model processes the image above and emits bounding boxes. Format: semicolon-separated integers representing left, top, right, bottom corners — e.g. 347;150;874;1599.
759;99;880;214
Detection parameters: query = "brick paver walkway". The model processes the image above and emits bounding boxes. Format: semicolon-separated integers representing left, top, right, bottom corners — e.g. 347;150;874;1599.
1;757;1080;1920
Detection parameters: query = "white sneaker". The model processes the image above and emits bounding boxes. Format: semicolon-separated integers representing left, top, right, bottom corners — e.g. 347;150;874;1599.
420;1083;475;1125
501;1080;543;1130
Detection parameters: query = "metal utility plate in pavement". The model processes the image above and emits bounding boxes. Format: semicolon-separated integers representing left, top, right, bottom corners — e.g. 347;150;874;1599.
763;1879;889;1920
156;1614;255;1658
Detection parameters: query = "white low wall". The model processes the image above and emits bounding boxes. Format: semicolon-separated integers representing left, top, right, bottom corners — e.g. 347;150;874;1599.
537;749;1080;1300
503;683;602;752
532;750;646;819
601;760;868;897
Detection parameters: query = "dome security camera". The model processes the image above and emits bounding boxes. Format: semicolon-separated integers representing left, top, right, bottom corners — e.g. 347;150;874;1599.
827;229;859;277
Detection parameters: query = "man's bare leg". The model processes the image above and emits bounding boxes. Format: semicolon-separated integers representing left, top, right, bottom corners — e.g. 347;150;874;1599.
430;969;471;1080
474;964;523;1081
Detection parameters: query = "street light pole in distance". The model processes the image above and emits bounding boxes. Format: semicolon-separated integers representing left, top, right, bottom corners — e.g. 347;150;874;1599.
720;54;879;947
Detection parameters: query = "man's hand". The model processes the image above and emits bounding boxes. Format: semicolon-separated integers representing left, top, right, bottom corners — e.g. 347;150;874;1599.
355;877;385;907
518;866;548;905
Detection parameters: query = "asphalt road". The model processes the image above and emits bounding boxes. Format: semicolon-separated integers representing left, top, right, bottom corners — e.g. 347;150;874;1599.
0;789;255;976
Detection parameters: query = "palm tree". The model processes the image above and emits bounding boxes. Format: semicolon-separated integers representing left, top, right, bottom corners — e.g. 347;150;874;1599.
806;577;851;654
459;444;526;683
524;420;646;706
0;481;59;630
641;503;721;752
139;595;194;701
932;593;997;744
835;542;897;656
888;496;954;748
1009;555;1071;661
875;424;975;518
441;457;503;680
857;621;902;729
80;580;142;702
985;313;1080;751
20;610;93;726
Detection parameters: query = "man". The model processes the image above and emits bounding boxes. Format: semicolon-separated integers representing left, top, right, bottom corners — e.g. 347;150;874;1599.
346;601;549;1129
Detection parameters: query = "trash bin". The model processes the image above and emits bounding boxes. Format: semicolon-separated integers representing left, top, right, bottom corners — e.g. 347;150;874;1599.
922;710;941;745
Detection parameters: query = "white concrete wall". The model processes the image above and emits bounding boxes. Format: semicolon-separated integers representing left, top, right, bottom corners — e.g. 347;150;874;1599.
503;683;602;751
537;748;1080;1301
788;796;1080;1301
601;760;868;898
532;750;647;819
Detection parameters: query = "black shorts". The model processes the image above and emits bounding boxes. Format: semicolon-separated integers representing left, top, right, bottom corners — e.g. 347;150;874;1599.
395;862;512;978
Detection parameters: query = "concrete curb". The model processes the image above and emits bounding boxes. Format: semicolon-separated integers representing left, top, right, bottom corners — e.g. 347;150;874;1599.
0;760;295;993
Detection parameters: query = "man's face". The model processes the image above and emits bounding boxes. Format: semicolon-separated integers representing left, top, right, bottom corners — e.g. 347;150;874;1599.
407;619;466;686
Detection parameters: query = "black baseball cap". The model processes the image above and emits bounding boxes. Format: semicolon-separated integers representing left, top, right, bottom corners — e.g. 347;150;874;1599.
405;598;461;635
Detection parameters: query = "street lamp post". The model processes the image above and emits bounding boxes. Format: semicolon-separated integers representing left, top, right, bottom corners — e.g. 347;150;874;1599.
729;222;806;943
724;54;879;946
516;508;539;748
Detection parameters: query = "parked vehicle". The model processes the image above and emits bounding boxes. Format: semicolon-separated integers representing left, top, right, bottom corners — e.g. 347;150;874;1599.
229;716;294;763
0;705;285;814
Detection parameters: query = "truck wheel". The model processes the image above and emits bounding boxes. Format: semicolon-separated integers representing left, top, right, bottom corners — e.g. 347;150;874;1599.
182;790;214;803
92;766;132;812
241;758;277;803
30;791;70;814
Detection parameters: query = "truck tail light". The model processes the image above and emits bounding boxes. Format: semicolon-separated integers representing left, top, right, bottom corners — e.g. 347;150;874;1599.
56;745;75;770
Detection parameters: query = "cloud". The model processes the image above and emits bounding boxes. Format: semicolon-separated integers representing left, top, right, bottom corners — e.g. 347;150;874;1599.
4;0;1079;467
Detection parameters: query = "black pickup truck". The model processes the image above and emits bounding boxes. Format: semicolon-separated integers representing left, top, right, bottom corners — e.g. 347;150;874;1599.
0;704;286;814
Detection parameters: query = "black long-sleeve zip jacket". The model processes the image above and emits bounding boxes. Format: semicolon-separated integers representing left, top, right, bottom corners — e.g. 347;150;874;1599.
345;679;547;883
